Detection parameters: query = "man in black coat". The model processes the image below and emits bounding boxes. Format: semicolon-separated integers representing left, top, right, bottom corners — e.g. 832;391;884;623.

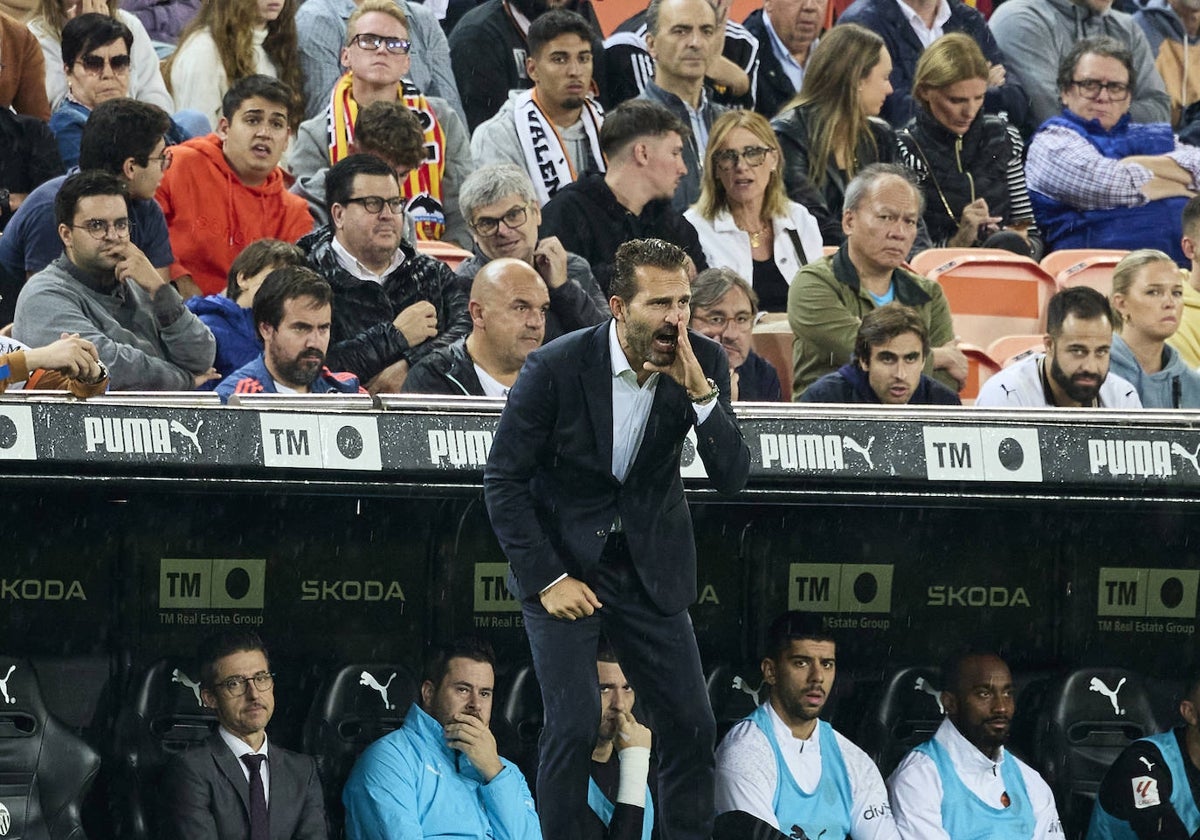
484;238;750;840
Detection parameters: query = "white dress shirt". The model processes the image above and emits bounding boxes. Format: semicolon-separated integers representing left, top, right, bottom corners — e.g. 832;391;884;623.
331;236;405;285
894;0;951;48
218;726;271;807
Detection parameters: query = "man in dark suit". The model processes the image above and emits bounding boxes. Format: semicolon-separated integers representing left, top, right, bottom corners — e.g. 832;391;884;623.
161;631;328;840
484;238;751;840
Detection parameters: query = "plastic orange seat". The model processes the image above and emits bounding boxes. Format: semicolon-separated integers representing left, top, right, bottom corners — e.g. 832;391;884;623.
415;240;474;271
1043;250;1129;296
959;343;1000;404
1040;249;1129;279
987;334;1045;368
921;253;1056;350
909;248;1017;278
751;321;794;402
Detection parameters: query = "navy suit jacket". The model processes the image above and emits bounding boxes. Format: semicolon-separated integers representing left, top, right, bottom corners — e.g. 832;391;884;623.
483;322;750;616
161;732;328;840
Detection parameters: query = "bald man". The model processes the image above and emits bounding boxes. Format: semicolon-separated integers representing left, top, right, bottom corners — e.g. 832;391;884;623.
401;258;550;397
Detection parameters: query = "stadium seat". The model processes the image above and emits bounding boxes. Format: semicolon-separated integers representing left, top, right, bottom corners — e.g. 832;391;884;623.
707;662;763;739
113;657;219;840
856;665;945;779
987;334;1045;368
0;655;101;840
920;252;1056;349
751;321;794;401
1031;667;1159;838
1042;250;1129;298
495;662;543;794
909;248;1018;277
416;240;474;271
302;662;417;837
959;343;1000;404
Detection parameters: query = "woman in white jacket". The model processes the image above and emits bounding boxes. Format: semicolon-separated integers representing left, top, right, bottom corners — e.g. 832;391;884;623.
685;109;822;319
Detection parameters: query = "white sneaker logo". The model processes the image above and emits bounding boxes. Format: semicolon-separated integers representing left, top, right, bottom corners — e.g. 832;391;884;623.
0;665;16;704
359;671;398;710
172;669;204;706
914;676;944;714
1089;676;1127;715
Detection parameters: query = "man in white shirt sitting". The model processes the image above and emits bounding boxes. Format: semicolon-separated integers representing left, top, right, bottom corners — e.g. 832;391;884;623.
714;611;899;840
888;652;1063;840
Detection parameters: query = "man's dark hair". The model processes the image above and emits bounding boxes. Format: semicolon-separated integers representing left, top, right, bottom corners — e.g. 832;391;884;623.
610;238;688;303
79;98;171;173
61;13;132;69
423;637;496;688
1046;286;1116;336
941;649;1005;699
252;266;333;334
197;630;269;689
854;304;930;363
226;238;306;299
596;637;618;664
221;74;295;122
763;611;834;661
599;99;688;159
325;153;398;217
1057;36;1136;94
528;9;595;56
54;170;129;227
355;100;426;172
1184;194;1200;240
1183;664;1200;700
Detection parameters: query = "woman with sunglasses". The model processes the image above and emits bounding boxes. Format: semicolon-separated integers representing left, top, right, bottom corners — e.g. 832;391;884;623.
50;14;189;167
1027;35;1200;264
684;109;822;319
28;0;171;112
165;0;300;130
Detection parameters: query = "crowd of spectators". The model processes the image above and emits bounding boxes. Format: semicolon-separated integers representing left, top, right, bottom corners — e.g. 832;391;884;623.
4;0;1200;404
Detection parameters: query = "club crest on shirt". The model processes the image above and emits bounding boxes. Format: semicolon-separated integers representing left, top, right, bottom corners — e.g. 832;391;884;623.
1132;775;1160;809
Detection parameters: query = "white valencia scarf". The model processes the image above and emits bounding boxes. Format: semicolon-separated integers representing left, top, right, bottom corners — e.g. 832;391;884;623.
513;88;605;205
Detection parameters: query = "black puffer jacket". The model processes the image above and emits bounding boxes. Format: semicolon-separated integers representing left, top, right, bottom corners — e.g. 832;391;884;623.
772;102;930;251
400;338;483;396
302;226;472;383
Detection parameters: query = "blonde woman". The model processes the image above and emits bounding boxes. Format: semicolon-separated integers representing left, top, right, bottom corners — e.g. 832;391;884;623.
685;109;821;316
1108;248;1200;408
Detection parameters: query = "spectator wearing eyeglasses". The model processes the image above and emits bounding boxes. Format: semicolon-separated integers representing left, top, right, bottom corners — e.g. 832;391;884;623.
456;164;607;343
301;153;470;393
1027;36;1200;263
164;0;301;131
0;97;177;325
288;0;473;250
161;630;329;840
689;266;784;401
684;109;820;319
50;14;192;169
12;170;218;390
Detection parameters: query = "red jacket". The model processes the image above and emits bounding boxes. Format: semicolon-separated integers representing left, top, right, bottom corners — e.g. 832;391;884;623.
155;133;313;295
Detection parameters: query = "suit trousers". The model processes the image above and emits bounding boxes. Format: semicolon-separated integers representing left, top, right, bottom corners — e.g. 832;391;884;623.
521;535;716;840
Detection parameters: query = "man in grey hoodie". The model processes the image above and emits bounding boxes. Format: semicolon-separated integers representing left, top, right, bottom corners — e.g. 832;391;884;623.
991;0;1170;127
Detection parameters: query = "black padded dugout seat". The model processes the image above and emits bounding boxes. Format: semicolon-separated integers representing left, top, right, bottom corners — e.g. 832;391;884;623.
0;655;100;839
302;663;416;837
857;665;945;778
113;657;218;840
1033;667;1159;836
707;663;763;738
495;663;543;794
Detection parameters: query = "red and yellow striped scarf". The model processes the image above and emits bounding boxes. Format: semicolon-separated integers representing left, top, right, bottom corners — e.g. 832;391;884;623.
328;72;447;240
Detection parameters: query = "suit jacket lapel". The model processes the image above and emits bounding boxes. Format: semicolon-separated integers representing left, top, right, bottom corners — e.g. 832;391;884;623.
210;734;252;817
581;324;616;477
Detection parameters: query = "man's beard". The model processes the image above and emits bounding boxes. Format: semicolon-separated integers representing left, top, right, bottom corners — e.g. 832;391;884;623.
274;349;325;387
1050;353;1102;404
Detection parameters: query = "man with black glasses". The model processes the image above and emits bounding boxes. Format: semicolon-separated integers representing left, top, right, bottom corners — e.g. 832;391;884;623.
1026;35;1200;262
302;153;470;392
12;170;217;391
161;630;328;840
